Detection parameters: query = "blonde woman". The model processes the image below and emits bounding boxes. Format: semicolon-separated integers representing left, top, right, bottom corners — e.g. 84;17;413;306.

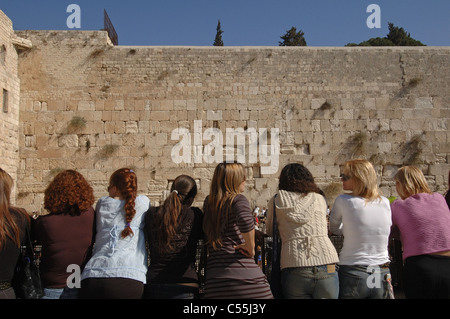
329;159;392;299
202;162;273;299
0;168;30;299
391;166;450;298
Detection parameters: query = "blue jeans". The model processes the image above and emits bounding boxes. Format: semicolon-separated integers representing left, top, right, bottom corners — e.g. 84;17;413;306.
42;287;79;299
338;265;391;299
281;265;339;299
143;283;199;299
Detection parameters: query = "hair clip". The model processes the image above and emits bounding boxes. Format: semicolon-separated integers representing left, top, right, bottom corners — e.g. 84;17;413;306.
172;189;178;194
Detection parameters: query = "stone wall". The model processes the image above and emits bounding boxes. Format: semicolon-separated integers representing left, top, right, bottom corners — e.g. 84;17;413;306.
11;28;450;213
0;11;31;203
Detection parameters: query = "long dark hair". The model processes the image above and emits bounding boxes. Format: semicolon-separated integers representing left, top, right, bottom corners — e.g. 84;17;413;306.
152;175;197;254
278;163;322;194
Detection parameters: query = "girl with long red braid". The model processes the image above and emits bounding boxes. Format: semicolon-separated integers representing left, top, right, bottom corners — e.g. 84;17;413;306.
80;168;150;299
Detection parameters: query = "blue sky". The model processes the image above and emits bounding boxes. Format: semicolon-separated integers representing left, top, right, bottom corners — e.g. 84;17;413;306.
2;0;449;46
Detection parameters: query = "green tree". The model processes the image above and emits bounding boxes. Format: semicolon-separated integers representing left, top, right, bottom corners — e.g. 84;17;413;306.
279;27;307;46
386;23;425;46
213;20;224;46
346;22;425;46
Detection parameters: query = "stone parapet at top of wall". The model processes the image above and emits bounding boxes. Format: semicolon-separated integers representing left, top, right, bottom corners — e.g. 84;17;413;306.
15;30;114;47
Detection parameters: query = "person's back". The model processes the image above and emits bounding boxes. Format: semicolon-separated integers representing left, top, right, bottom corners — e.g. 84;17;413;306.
0;168;30;299
83;195;149;280
143;174;203;299
32;207;95;288
329;159;392;299
202;162;273;299
80;168;150;299
145;206;203;284
391;192;450;260
330;194;391;265
0;208;29;299
392;166;450;298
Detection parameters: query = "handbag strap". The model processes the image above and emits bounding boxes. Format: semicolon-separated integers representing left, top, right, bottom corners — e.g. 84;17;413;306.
22;224;37;260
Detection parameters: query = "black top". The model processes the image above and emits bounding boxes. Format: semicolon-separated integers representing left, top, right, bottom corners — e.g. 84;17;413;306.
0;208;28;282
145;206;204;284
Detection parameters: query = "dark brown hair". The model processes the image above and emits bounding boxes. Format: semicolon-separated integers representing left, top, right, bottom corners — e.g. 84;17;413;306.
151;175;197;254
109;168;137;238
44;170;95;216
278;163;321;194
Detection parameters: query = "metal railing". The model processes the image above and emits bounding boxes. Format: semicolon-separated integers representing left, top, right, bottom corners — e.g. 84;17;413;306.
103;9;118;45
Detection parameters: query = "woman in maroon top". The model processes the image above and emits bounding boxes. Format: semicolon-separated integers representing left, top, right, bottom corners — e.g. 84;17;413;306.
0;168;30;299
32;170;95;299
202;162;273;299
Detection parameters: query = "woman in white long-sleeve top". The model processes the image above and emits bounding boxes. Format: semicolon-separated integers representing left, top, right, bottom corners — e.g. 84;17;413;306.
329;159;392;299
80;168;150;299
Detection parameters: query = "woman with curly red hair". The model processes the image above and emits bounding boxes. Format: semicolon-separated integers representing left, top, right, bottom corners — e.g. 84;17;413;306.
32;169;95;299
80;168;150;299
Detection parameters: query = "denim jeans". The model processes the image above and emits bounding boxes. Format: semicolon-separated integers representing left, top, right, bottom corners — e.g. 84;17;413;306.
143;283;199;299
42;287;79;299
338;265;391;299
281;265;339;299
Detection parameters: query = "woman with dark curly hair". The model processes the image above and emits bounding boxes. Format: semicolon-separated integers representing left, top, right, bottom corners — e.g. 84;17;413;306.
266;163;339;299
32;169;95;299
80;168;150;299
0;168;30;299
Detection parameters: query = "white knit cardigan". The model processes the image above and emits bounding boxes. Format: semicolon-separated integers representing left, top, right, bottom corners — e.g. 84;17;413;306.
267;190;339;269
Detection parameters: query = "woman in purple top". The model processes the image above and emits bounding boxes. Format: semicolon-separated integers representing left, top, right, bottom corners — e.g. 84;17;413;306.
202;162;273;299
391;166;450;298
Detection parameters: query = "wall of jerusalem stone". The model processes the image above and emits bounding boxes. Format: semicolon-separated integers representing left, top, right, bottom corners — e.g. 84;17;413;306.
8;27;450;213
0;11;31;203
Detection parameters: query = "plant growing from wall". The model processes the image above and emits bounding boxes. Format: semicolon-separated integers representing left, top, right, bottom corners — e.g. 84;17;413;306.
97;144;119;160
90;48;104;58
396;77;422;99
402;133;425;164
68;116;87;133
348;132;368;157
